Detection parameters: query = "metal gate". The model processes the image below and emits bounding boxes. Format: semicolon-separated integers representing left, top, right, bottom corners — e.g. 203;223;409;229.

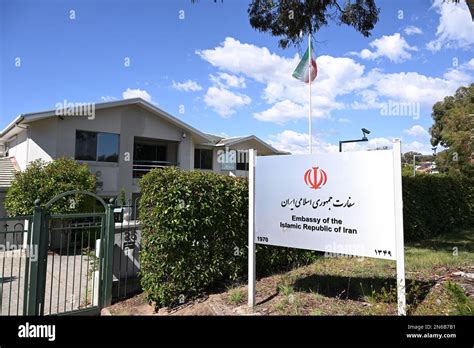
0;215;32;315
0;190;115;316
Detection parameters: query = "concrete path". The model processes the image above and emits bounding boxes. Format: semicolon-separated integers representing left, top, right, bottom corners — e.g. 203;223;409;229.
1;249;99;315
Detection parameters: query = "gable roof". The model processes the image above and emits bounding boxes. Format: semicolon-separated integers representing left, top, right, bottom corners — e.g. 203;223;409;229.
0;98;213;143
204;133;225;143
0;98;288;154
213;135;289;154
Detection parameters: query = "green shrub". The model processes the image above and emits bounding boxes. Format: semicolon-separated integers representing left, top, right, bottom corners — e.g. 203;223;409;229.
5;158;96;215
402;175;473;241
138;167;317;308
228;288;245;305
445;281;474;315
139;168;472;307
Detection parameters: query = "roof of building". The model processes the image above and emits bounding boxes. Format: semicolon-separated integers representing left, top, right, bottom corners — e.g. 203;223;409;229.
0;157;17;189
0;98;212;143
205;133;288;154
0;98;287;154
204;133;225;143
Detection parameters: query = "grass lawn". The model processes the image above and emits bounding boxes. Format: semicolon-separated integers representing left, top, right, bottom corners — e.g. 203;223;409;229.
107;229;474;316
243;228;474;315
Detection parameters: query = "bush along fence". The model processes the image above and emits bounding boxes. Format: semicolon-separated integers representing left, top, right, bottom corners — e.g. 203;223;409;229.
402;175;473;241
138;167;317;308
139;168;473;308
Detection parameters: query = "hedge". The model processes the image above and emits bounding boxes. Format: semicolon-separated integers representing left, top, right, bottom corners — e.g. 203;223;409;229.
138;167;317;308
402;175;473;240
5;158;96;215
139;168;473;308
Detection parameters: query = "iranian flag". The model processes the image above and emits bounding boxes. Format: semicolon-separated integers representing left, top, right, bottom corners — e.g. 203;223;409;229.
292;47;317;83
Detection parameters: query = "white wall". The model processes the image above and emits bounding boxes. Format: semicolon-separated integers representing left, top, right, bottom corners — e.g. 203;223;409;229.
3;105;197;201
6;130;29;170
5;118;57;170
212;139;278;177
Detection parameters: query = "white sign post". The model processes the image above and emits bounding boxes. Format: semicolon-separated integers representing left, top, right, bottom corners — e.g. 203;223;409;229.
392;141;406;315
248;148;256;308
248;140;406;315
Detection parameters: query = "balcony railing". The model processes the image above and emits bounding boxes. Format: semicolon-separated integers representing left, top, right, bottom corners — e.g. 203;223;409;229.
132;160;178;178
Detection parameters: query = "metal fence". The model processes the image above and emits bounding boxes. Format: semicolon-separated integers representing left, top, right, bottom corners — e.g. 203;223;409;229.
0;191;116;316
112;198;141;301
43;213;105;315
0;216;32;315
0;192;143;315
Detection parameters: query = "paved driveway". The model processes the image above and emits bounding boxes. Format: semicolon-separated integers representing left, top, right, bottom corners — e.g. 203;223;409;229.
1;249;99;315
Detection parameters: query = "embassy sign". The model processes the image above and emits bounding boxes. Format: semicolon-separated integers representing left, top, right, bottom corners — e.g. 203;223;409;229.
247;141;406;315
256;150;398;260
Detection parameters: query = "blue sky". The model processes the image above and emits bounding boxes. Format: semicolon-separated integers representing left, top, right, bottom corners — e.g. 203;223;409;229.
1;0;473;154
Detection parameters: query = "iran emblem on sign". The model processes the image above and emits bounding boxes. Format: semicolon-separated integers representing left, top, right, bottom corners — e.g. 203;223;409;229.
303;167;327;190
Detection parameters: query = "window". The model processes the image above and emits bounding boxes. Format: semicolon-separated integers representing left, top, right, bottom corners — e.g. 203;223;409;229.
194;149;213;170
97;133;119;162
75;130;119;163
236;150;249;171
236;160;249;171
134;143;167;162
75;131;97;161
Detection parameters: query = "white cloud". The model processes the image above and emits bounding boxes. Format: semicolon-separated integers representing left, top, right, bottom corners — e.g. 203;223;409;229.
197;37;288;84
100;96;117;102
267;130;338;155
404;26;423;36
443;58;474;84
253;100;328;124
347;138;434;154
197;37;363;123
372;69;470;106
340;137;396;152
267;131;402;154
203;86;251;117
374;72;447;105
402;141;433;155
404;125;429;137
210;72;246;88
366;137;394;150
350;33;417;63
197;37;474;124
122;88;152;102
353;59;474;109
351;89;383;110
267;128;436;155
338;118;351;123
426;0;474;51
172;80;203;92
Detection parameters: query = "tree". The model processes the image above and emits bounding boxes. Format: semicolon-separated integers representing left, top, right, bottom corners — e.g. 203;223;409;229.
248;0;380;48
5;158;96;215
402;151;422;165
429;83;473;177
402;164;415;177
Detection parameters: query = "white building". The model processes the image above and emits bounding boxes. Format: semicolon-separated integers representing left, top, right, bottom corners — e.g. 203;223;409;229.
0;98;286;213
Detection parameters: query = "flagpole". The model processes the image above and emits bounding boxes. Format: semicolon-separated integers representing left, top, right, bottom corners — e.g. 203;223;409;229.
308;32;312;154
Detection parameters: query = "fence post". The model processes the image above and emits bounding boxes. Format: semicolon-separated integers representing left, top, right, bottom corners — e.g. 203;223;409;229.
101;199;115;308
26;199;47;315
